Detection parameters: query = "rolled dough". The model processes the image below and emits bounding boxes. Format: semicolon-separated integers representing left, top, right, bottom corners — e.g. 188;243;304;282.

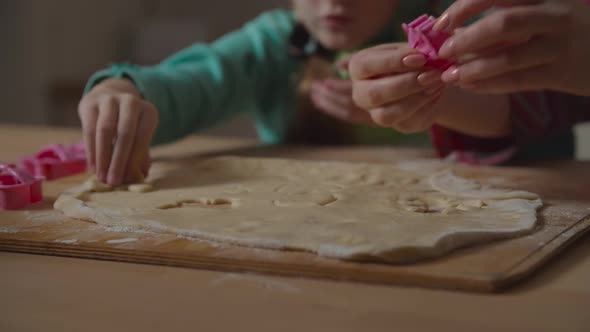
54;157;542;263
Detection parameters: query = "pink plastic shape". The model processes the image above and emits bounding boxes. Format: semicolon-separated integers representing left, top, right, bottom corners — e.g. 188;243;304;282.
403;15;456;70
0;164;44;210
19;142;87;180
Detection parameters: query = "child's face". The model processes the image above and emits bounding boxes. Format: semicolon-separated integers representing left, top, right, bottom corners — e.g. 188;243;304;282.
293;0;399;50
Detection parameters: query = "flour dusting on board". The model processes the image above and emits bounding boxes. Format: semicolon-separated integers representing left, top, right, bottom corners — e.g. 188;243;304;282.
106;237;139;244
103;225;156;235
0;227;19;234
25;210;66;223
54;239;78;244
176;234;231;249
101;224;233;248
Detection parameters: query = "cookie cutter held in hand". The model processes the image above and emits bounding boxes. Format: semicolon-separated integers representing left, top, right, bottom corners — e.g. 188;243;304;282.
19;143;87;180
0;164;44;210
403;15;456;70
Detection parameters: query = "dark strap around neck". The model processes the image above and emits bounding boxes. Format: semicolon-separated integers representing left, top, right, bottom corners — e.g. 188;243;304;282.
288;23;335;61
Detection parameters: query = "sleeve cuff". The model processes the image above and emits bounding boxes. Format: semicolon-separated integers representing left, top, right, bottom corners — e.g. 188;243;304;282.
83;63;156;100
430;124;518;166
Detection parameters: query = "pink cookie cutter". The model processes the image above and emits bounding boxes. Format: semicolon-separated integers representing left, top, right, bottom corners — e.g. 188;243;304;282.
19;143;87;181
0;164;44;210
403;15;455;70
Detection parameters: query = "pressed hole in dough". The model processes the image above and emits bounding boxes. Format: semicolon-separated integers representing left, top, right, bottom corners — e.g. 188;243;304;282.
157;198;233;210
316;194;338;206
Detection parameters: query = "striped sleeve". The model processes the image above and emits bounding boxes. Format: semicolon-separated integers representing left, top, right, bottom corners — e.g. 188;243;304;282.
430;91;590;165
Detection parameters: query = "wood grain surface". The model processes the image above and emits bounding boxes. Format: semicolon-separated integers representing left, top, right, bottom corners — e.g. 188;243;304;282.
1;126;589;293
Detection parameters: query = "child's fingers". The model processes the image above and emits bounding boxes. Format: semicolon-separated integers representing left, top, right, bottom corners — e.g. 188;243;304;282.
140;153;151;178
78;103;98;170
349;44;425;80
322;79;353;94
369;85;444;130
434;0;542;32
313;83;355;108
311;84;374;125
125;101;158;183
353;71;433;110
95;98;119;183
446;36;558;84
460;64;553;94
107;98;141;185
439;4;569;59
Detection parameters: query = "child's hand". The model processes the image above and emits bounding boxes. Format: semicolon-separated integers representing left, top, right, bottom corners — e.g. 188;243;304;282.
78;78;158;186
435;0;590;96
349;43;446;133
310;79;375;125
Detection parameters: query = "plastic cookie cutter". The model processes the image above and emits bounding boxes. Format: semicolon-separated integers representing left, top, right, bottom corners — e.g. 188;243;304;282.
403;15;456;70
0;164;44;210
19;142;87;180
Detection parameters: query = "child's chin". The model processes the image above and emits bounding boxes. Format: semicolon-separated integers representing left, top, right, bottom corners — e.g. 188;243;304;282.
319;35;358;51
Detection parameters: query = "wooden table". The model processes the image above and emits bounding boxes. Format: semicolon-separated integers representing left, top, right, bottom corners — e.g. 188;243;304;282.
1;125;589;332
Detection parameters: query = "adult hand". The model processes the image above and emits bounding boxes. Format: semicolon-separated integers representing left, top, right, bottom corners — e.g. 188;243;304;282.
349;43;446;133
435;0;590;96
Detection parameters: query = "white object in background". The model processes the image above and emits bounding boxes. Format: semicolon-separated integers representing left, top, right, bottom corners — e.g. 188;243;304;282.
575;124;590;161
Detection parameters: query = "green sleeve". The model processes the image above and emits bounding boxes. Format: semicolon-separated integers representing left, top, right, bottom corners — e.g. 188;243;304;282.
85;10;296;145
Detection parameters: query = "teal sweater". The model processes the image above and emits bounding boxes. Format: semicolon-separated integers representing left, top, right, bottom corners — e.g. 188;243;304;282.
85;2;451;146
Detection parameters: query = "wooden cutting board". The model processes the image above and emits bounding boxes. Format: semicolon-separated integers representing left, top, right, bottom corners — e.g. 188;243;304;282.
1;140;589;293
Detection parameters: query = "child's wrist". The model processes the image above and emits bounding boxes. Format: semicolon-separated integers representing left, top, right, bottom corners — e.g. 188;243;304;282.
96;78;141;97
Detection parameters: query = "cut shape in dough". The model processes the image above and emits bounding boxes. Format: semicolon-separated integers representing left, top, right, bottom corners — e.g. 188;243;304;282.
54;157;542;263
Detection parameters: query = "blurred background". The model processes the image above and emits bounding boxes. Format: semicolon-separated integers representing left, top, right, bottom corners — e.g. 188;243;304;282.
0;0;284;138
1;0;588;159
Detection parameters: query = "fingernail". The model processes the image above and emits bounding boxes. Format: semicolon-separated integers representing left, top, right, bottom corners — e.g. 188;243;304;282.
402;54;427;68
418;70;442;86
441;66;460;83
438;38;455;59
433;13;450;32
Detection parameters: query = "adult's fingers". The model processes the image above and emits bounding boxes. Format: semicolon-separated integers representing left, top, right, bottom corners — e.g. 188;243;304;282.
78;101;98;170
460;63;555;93
448;36;559;83
369;85;445;129
107;96;141;185
95;98;119;183
353;71;437;110
349;44;425;80
439;4;571;59
434;0;542;32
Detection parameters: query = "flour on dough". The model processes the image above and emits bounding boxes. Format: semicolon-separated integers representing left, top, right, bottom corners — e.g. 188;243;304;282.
54;157;542;263
81;176;154;193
